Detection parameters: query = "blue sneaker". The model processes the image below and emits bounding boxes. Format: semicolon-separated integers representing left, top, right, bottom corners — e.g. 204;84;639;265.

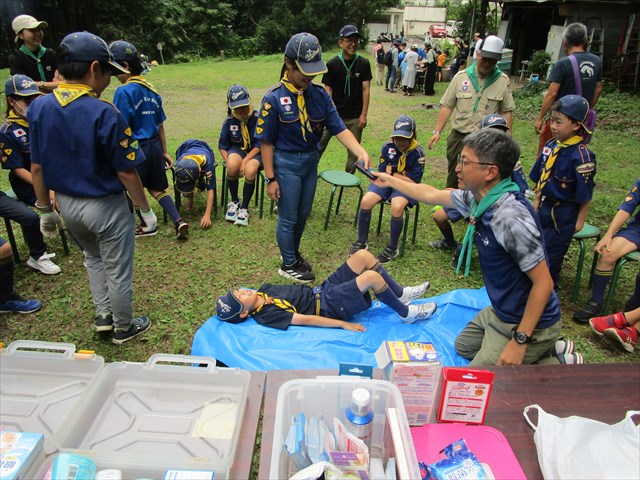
0;293;41;314
112;316;151;345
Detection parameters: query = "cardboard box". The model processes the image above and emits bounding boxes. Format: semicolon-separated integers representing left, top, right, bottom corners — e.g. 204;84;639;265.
375;341;443;426
438;367;495;424
0;431;44;480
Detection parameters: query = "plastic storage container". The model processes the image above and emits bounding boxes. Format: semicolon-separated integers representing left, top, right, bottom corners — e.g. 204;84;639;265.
269;377;420;479
0;340;105;455
54;354;250;480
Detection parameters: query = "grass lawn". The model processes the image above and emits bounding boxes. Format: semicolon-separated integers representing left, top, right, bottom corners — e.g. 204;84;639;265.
1;51;639;365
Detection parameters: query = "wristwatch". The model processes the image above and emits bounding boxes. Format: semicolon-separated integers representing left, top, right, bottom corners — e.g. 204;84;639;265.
512;327;532;344
265;176;276;184
432;130;441;135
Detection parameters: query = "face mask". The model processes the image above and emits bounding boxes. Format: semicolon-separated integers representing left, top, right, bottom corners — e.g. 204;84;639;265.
13;102;28;118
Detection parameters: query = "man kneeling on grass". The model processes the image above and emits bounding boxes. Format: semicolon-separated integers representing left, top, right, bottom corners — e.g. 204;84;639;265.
216;250;436;330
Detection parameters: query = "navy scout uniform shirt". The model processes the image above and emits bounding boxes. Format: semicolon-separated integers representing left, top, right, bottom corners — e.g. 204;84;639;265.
0;119;35;203
218;111;261;153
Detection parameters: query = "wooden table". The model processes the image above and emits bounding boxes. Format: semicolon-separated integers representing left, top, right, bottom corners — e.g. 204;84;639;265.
257;364;640;479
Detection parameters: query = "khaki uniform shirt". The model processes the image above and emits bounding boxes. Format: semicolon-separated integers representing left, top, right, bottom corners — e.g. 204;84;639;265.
440;68;515;134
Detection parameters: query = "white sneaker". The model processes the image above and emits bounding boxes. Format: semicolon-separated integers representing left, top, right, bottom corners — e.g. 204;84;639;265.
399;281;431;305
225;201;240;222
27;252;61;275
235;208;249;226
402;302;437;324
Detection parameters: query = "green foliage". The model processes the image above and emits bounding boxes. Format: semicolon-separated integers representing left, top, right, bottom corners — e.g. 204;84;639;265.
528;50;551;75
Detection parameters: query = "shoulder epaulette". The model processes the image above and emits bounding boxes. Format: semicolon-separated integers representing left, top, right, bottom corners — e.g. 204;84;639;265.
265;82;283;95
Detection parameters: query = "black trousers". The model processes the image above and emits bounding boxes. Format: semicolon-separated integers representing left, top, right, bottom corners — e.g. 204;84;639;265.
424;62;436;95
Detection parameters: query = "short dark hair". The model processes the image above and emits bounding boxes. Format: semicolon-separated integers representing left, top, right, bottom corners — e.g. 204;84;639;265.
126;56;143;76
462;129;519;180
563;23;588;47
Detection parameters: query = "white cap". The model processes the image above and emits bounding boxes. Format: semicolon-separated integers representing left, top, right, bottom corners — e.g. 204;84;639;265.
12;15;48;38
478;35;504;60
351;388;371;414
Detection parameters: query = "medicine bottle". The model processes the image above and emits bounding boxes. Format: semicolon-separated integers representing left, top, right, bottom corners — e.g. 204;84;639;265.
345;388;374;447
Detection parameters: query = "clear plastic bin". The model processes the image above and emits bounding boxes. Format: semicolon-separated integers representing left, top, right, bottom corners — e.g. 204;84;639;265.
269;377;420;479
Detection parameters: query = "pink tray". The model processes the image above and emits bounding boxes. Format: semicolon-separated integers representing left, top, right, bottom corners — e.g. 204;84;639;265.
411;423;527;480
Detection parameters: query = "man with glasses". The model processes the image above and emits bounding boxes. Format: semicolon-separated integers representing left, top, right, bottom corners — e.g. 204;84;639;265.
319;25;372;173
371;129;578;366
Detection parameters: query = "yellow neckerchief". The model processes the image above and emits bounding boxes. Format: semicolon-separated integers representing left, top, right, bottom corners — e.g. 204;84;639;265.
281;72;312;141
396;137;419;173
125;75;159;94
53;83;96;107
534;135;583;193
6;109;28;128
251;292;297;315
231;107;253;151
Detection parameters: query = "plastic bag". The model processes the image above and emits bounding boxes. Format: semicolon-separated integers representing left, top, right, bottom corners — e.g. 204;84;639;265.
523;404;639;479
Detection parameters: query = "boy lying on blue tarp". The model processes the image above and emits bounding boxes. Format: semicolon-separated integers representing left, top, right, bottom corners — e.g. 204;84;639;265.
215;250;436;331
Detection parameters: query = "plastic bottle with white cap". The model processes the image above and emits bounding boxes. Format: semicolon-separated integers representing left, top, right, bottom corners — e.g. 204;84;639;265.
345;388;374;448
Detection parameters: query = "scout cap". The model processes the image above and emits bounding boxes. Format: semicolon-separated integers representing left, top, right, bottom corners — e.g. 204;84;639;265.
12;15;47;40
108;40;140;64
174;158;200;194
480;113;510;131
227;84;251;109
339;25;360;38
216;290;245;323
557;95;592;133
391;115;416;138
59;32;129;75
285;32;327;76
5;74;42;97
478;35;504;60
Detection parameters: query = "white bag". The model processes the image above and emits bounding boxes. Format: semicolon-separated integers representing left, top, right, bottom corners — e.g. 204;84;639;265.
523;404;640;479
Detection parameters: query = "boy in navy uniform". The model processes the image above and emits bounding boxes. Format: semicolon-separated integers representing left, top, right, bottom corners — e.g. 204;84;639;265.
350;115;425;263
574;178;640;324
29;32;155;344
529;95;596;288
174;139;217;228
216;249;436;329
109;40;187;240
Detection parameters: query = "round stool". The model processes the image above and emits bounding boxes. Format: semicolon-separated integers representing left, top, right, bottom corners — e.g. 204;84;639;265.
319;170;363;231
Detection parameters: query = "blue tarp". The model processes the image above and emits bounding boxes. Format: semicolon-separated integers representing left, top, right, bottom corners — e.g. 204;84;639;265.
191;288;491;370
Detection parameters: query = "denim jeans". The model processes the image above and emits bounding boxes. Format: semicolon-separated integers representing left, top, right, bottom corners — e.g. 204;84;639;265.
0;191;47;259
274;150;319;266
385;66;396;90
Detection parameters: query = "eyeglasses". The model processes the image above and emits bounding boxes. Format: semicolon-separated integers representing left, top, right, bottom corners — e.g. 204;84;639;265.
457;155;495;168
340;37;359;45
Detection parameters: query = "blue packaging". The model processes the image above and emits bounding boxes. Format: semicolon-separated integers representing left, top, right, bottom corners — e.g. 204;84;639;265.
425;439;486;480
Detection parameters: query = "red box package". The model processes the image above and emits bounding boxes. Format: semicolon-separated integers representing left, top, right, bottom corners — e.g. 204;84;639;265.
437;368;494;425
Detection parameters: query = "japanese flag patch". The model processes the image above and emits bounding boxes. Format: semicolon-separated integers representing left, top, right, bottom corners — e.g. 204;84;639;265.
280;97;292;105
230;125;239;132
13;128;26;138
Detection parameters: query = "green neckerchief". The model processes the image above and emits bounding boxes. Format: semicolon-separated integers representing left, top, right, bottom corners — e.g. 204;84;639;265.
20;45;47;82
456;177;520;277
464;63;503;113
338;52;359;96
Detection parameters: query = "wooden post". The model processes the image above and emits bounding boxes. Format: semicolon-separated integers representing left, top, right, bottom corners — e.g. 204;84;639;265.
157;42;165;65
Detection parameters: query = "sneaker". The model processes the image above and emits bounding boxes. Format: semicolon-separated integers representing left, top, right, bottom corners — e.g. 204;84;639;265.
175;221;189;240
225;201;240;222
27;252;61;275
399;281;431;305
112;316;151;345
557;352;585;364
278;261;315;283
349;241;368;256
377;246;399;264
589;312;629;337
296;252;312;272
0;293;41;314
429;238;458;250
604;326;638;353
235;208;249;226
272;204;278;215
95;312;114;332
573;300;602;323
135;225;158;237
553;338;575;356
402;302;437;324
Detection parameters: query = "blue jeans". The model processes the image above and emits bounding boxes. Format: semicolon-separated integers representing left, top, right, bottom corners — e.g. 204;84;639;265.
274;150;319;266
0;191;47;259
385;66;396;90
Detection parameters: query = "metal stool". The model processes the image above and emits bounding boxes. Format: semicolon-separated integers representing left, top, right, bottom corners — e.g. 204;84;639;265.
319;170;363;231
603;250;640;314
375;201;421;257
571;223;601;302
2;216;69;263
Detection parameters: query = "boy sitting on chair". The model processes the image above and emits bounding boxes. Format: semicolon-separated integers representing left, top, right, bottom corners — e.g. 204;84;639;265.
216;250;436;330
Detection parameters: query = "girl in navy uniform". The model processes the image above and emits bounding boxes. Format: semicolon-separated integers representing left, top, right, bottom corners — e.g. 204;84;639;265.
351;115;425;263
256;32;370;282
109;40;187;240
529;95;596;288
218;85;261;226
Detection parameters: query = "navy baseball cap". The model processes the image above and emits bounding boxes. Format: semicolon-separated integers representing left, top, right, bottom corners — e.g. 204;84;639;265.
339;25;360;38
557;94;589;123
216;290;245;323
227;84;251;109
108;40;140;64
391;115;416;138
174;158;200;194
480;113;510;131
5;74;42;97
59;32;129;75
285;32;327;76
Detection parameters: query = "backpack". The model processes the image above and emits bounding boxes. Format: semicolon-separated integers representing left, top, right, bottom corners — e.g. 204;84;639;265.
376;46;385;64
384;49;393;67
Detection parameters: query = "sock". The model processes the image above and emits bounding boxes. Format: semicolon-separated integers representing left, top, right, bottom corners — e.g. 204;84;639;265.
591;269;613;304
374;284;408;317
357;209;372;244
241;179;256;209
0;256;15;303
227;177;239;203
156;192;181;224
625;273;640;310
373;262;403;296
389;215;404;250
441;223;457;246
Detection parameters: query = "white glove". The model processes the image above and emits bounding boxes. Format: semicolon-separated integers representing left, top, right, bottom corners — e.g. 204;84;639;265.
140;209;157;233
40;211;63;238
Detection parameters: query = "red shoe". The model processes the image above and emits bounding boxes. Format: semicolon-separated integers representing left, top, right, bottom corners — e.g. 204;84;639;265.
589;312;628;336
604;326;638;353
